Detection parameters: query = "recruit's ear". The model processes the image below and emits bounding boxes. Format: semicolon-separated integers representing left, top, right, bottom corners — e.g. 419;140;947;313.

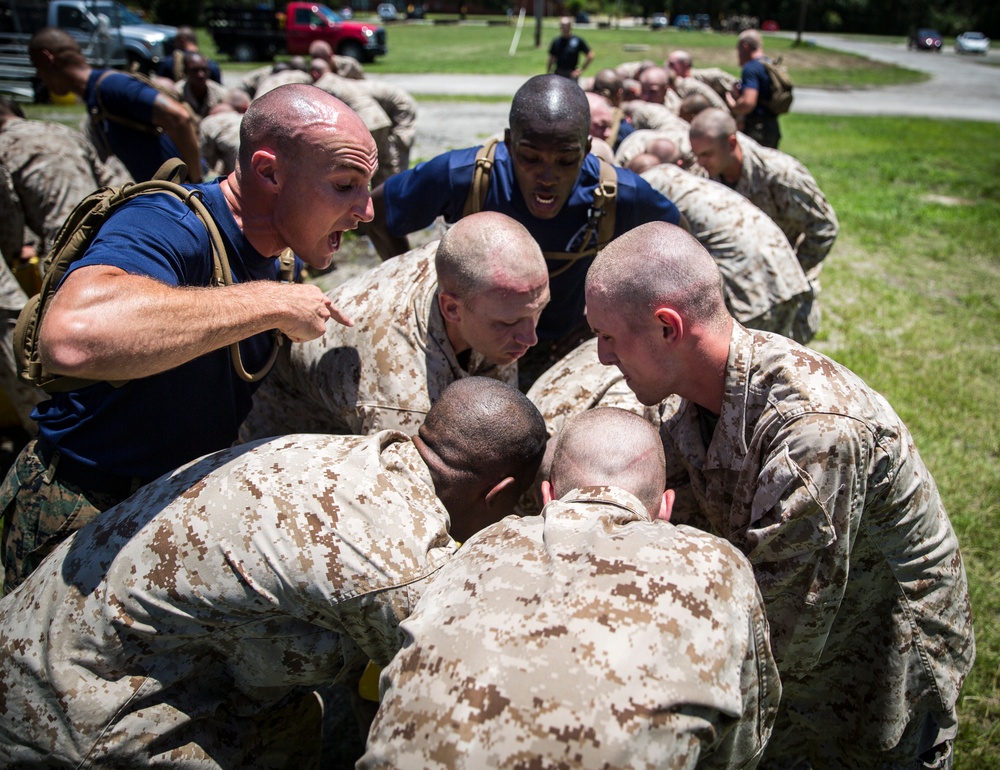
656;489;676;522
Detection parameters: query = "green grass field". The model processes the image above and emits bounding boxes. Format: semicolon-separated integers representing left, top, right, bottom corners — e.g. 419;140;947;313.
783;114;1000;768
201;22;929;89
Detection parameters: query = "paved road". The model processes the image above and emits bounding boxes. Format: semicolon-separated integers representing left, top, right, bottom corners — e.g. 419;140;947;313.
362;33;1000;158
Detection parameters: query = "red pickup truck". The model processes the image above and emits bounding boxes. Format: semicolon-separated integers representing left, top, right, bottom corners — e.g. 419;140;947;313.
207;2;387;63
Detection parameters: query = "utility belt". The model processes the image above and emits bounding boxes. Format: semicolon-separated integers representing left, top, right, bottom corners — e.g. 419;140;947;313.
34;437;150;498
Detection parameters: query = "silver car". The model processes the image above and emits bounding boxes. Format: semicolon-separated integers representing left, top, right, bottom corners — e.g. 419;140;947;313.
955;31;990;55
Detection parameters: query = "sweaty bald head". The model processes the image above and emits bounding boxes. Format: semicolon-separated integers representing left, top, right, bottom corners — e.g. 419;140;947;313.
550;407;665;516
238;83;373;171
586;221;728;330
509;74;590;145
436;212;547;302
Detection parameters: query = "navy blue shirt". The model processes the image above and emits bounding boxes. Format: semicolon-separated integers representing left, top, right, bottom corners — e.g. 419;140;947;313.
34;181;300;480
383;143;680;341
85;69;184;182
740;58;775;119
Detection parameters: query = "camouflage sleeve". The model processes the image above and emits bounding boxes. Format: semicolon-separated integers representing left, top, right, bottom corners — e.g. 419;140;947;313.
700;583;781;770
742;412;867;676
0;164;24;266
775;176;839;273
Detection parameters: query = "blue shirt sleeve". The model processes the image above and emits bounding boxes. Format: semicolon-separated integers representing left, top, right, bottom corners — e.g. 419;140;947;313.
66;194;212;287
382;148;478;237
93;70;158;124
614;167;681;231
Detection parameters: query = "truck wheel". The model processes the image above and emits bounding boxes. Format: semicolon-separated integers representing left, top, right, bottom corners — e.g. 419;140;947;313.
233;43;259;63
339;41;364;62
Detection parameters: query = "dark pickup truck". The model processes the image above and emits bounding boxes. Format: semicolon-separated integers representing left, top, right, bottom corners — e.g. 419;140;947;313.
206;2;387;63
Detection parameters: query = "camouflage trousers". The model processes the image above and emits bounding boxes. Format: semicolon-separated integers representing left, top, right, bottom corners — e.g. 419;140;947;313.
0;439;132;595
761;706;957;770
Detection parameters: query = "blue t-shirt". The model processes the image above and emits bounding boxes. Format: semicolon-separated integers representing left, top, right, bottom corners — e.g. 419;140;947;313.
86;69;184;182
740;59;775;119
33;181;299;480
383;143;680;340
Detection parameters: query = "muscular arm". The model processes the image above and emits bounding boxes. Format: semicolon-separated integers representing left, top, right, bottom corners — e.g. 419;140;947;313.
152;93;203;183
726;84;758;116
39;266;349;380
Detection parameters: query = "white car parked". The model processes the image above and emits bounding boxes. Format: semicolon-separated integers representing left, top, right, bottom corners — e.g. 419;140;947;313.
955;31;990;55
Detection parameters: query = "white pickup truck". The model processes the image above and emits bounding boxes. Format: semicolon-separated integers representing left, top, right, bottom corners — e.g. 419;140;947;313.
0;0;177;100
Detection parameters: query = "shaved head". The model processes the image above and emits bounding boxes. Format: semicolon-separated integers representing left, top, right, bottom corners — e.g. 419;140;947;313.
509;74;590;145
436;212;546;301
586;222;728;330
550;407;665;515
238;83;373;171
591;68;623;104
689;107;738;143
680;93;713;122
625;153;662;175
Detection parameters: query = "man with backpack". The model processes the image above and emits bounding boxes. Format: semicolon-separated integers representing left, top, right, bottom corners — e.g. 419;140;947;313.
726;29;788;149
28;27;202;183
0;84;378;594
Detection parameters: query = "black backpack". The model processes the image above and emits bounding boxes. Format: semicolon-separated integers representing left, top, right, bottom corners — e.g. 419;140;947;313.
13;159;294;393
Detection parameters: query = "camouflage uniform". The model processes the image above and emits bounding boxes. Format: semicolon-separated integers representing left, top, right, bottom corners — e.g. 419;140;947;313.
253;68;313;98
360;485;781;770
691;67;740;100
0;431;457;769
614;121;700;173
332;54;365;79
658;323;975;766
362;79;418;184
198;110;242;177
0;117;117;253
640;163;813;341
526;337;656;437
673;74;728;111
313;73;393;187
719;136;839;276
708;136;839;340
175;77;229;119
0;164;42;429
240;242;517;442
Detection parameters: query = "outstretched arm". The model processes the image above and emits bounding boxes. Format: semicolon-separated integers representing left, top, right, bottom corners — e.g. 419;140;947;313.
39;265;350;381
152;93;203;183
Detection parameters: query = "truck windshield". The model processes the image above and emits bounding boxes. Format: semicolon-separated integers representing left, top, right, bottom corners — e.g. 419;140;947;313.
90;2;146;26
314;6;346;23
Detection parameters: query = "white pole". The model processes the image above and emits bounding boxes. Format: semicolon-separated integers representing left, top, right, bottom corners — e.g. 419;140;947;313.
509;8;527;56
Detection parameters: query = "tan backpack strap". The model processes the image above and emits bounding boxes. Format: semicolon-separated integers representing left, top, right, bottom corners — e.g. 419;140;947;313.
461;137;500;218
92;71;163;136
540;160;618;278
593;157;618;250
148;160;282;384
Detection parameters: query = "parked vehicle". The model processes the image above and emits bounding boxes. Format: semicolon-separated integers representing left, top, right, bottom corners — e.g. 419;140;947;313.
761;19;779;31
908;28;943;51
955;31;990;55
674;14;691;30
694;13;711;30
0;0;175;99
207;2;387;63
376;3;397;21
650;13;668;30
